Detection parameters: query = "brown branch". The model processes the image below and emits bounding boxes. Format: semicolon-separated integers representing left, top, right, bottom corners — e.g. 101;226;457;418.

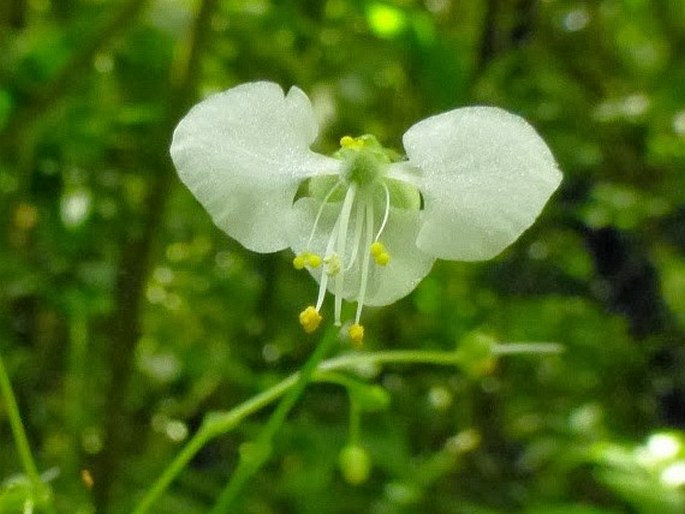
92;0;219;510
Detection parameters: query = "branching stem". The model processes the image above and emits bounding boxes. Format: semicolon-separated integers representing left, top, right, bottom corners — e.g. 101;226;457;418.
132;341;561;513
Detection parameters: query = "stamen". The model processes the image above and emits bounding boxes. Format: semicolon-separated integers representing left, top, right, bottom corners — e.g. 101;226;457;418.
324;253;341;276
299;306;322;333
293;255;306;270
334;184;357;325
375;252;390;266
374;182;391;241
354;200;375;324
348;323;364;346
306;254;322;268
344;200;365;272
370;242;390;266
316;217;341;311
297;145;394;332
293;252;322;270
340;135;364;150
315;278;328;312
306;180;343;249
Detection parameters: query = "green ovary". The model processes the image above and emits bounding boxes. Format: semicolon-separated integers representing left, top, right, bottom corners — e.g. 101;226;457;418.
339;135;390;187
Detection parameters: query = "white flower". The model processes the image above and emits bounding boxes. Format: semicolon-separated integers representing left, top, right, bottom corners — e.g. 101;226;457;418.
170;81;561;343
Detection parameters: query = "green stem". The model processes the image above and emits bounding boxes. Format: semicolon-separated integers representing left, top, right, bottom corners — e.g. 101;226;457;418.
131;375;299;514
318;342;563;371
0;352;54;513
209;329;339;513
319;349;463;371
348;401;361;446
132;342;561;513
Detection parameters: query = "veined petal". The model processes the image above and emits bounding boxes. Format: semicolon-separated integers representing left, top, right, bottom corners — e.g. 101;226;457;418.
289;197;434;306
171;81;339;253
401;106;561;261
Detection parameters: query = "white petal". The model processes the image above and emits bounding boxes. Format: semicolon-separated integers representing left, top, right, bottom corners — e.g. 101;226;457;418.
289;197;434;307
401;106;561;261
363;206;435;306
170;81;339;253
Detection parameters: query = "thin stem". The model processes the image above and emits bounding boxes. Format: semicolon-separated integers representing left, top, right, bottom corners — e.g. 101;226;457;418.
209;329;339;513
0;353;54;513
348;402;361;446
493;342;565;355
131;428;212;514
319;342;563;371
319;349;463;371
131;375;298;514
132;342;562;513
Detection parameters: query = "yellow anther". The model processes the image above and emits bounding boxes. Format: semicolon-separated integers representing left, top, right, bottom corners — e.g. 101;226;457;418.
370;242;390;266
293;255;306;270
294;252;322;270
348;323;364;346
340;135;364;150
299;306;322;334
340;135;355;147
306;253;322;268
370;241;385;257
374;252;390;266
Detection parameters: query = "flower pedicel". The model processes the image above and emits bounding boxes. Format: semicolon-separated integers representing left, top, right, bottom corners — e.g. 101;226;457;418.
170;82;561;344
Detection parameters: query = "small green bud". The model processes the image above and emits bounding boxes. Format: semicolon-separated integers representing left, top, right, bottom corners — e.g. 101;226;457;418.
339;445;371;485
348;383;391;412
455;331;497;378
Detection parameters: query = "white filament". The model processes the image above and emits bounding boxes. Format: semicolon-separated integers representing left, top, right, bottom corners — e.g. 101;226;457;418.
333;184;357;324
375;182;391;241
307;180;343;249
355;199;375;323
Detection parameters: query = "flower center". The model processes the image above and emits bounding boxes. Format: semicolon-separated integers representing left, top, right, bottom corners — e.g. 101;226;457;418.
339;135;391;187
294;135;400;344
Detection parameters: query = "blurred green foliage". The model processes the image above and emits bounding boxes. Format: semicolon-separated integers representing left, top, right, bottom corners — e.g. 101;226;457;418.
1;0;684;512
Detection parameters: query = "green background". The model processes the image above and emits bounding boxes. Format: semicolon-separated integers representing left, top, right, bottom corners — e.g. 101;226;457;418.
1;0;685;512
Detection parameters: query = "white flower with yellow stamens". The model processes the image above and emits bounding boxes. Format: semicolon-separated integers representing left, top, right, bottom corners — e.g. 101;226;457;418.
170;81;561;343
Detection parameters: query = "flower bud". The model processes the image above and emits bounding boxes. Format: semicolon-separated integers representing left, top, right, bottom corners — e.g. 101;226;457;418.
339;445;371;485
